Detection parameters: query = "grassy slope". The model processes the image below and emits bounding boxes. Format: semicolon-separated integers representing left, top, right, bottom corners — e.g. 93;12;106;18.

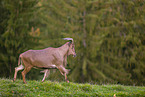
0;78;145;97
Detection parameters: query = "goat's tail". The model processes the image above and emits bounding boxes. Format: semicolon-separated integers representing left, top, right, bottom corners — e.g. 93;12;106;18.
18;55;22;66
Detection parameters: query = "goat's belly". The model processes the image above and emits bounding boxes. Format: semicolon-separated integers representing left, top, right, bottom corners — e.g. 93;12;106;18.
33;61;54;67
31;58;56;67
30;55;55;67
34;64;57;69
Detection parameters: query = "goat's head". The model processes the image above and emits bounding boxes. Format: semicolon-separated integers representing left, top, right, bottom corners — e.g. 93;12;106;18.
63;38;76;57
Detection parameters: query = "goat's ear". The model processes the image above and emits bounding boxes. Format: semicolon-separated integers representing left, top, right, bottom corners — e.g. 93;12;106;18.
68;41;72;47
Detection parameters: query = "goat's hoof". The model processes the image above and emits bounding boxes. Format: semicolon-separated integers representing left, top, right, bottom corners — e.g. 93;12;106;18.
23;82;27;84
67;80;69;83
13;78;16;82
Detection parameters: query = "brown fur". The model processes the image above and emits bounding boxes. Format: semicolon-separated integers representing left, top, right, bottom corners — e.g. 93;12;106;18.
13;42;76;83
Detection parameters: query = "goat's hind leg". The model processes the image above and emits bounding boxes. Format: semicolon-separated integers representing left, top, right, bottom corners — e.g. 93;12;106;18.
13;64;24;82
21;66;32;84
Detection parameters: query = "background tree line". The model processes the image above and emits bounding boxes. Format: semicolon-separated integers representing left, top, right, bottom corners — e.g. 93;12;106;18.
0;0;145;85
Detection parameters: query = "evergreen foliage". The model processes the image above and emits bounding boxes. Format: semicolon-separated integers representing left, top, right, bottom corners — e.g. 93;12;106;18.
39;0;145;85
0;0;39;77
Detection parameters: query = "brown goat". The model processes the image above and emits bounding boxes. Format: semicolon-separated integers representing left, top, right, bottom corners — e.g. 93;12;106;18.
13;38;76;83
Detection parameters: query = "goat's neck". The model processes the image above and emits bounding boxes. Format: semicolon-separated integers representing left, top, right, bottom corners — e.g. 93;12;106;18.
59;42;69;56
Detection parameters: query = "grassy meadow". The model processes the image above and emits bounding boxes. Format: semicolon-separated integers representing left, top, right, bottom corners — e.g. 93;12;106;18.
0;78;145;97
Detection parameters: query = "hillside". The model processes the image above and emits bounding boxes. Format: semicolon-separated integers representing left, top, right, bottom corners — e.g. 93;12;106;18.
0;78;145;97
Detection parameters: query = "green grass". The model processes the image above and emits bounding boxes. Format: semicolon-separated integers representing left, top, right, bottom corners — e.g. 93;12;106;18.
0;78;145;97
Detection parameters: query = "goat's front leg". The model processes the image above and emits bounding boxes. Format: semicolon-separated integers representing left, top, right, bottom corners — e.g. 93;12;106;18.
58;66;69;83
63;54;67;67
64;73;69;83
